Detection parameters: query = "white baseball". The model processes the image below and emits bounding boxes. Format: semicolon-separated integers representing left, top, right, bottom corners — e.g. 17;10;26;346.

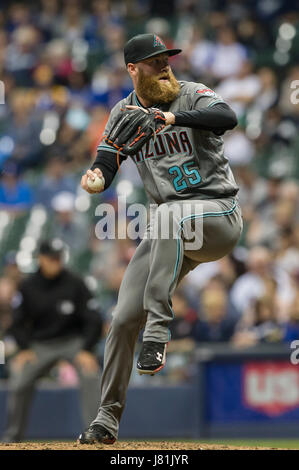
87;175;105;192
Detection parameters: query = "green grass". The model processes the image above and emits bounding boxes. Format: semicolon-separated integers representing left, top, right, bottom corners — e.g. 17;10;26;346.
193;439;299;449
123;438;299;449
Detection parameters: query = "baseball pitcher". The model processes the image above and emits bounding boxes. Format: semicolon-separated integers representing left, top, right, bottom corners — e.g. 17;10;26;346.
79;33;243;444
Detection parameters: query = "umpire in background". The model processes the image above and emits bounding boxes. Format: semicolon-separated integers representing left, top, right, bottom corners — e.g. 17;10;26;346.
1;239;103;442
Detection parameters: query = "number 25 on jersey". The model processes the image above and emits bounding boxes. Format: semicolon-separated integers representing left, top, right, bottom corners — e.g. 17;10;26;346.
168;161;201;192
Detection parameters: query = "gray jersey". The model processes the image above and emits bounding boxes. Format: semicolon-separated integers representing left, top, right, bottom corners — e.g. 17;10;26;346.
98;81;239;204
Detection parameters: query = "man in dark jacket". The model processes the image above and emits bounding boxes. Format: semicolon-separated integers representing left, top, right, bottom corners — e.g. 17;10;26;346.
1;239;103;442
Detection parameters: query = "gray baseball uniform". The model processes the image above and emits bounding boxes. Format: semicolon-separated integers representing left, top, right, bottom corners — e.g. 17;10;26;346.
91;81;243;437
98;81;239;204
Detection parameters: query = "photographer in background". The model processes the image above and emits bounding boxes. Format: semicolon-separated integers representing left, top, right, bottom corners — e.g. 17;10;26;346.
1;239;103;443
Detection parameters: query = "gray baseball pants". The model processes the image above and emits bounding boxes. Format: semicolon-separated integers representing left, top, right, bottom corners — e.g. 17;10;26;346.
92;197;243;438
2;336;101;442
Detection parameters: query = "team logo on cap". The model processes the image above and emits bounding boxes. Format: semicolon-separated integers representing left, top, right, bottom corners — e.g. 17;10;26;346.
153;35;165;47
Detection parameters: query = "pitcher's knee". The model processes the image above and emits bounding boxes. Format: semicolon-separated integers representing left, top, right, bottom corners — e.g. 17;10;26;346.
144;282;167;306
110;311;141;335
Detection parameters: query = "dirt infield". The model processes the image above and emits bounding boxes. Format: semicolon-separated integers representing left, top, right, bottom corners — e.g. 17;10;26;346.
0;441;283;450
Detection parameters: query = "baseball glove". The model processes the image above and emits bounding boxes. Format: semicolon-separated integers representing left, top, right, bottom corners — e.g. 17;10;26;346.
103;107;166;164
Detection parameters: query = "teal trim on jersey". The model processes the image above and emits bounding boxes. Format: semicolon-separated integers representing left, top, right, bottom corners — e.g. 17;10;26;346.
133;91;158;108
170;199;237;288
207;100;225;107
97;143;115;151
134;92;143;107
97;143;126;157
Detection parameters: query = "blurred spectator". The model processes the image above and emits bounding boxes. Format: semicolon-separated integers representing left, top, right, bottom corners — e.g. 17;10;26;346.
246;180;299;247
4;89;43;171
231;246;274;315
4;25;40;86
1;239;103;443
68;71;93;107
275;223;299;278
216;60;261;118
49;191;90;253
91;66;132;108
36;0;60;40
49;118;90;168
85;105;109;157
6;3;32;31
224;129;255;167
0;160;34;212
37;156;77;209
233;292;283;348
32;63;68;114
188;28;215;80
209;27;247;79
44;39;73;83
53;2;88;44
241;175;283;244
193;279;238;342
91;229;137;314
254;67;278;112
184;256;240;301
231;246;294;321
234;165;268;220
168;290;197;352
158;289;197;383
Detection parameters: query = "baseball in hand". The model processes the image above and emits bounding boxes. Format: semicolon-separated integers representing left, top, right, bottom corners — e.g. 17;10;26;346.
87;175;105;192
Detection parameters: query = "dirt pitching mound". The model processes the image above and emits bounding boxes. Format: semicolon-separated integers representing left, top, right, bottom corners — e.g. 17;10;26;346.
0;441;283;451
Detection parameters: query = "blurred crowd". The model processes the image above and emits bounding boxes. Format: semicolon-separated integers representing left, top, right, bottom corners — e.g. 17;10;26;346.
0;0;299;384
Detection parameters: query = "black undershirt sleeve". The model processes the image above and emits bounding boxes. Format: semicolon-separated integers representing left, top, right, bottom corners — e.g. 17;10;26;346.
90;150;126;189
173;102;238;134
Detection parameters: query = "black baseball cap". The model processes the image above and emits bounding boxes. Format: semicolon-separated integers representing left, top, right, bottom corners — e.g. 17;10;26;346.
124;33;182;65
39;239;64;258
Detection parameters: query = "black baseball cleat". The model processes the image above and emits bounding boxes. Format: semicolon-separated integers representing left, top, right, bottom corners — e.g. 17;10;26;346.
78;424;116;445
137;341;168;375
